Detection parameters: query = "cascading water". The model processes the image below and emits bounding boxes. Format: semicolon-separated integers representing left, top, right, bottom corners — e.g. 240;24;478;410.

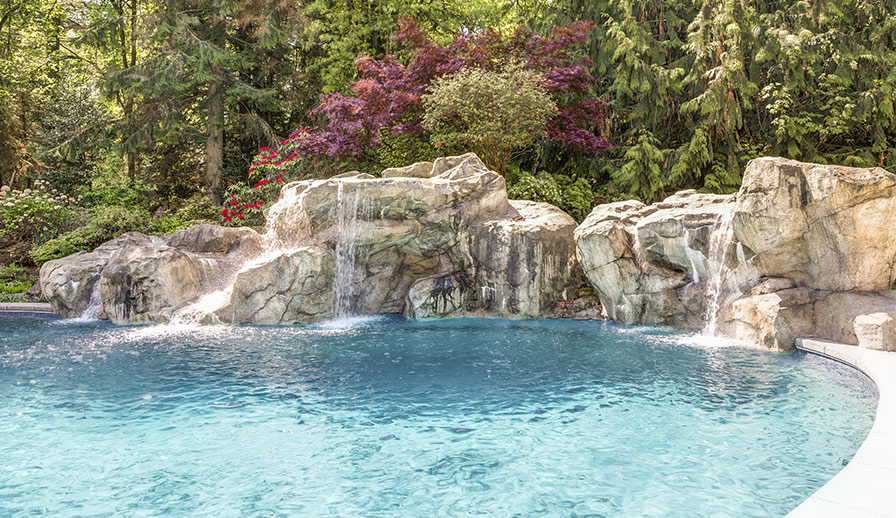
333;182;361;319
702;212;737;336
76;277;103;320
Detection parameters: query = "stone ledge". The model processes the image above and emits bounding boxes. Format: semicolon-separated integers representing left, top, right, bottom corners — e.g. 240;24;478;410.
0;302;55;314
787;339;896;517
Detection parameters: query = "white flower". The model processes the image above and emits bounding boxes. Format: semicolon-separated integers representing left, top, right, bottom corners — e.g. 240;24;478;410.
0;186;8;192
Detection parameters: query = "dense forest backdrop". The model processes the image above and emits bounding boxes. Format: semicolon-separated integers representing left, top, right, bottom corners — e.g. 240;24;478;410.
0;0;894;285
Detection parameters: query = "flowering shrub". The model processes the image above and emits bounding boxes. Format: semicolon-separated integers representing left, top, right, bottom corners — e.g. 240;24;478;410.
0;182;83;264
296;19;611;169
221;131;311;227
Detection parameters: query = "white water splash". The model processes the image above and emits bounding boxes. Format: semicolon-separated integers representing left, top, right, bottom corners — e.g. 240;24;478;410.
702;212;738;336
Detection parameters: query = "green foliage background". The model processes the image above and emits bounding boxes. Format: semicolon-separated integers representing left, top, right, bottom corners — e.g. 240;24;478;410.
0;0;894;274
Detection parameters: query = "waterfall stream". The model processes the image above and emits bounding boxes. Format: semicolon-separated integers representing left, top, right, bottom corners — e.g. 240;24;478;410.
702;212;736;336
333;182;361;319
76;277;103;320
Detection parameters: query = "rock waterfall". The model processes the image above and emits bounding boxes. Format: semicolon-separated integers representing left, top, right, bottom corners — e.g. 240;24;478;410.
576;157;896;351
40;154;586;325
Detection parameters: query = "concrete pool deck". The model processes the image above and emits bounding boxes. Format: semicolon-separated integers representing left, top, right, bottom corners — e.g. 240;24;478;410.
788;339;896;517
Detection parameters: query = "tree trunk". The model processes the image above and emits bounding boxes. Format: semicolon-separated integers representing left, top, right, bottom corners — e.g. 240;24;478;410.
205;79;224;204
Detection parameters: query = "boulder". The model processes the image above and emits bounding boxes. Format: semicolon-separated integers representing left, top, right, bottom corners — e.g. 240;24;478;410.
39;232;154;318
461;200;582;318
576;157;896;349
219;247;335;324
574;192;738;328
812;291;896;345
854;312;896;352
717;288;815;351
733;157;896;291
40;226;262;322
405;273;471;319
100;243;201;324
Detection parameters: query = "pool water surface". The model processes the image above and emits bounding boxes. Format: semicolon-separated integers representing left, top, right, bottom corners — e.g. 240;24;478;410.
0;316;877;517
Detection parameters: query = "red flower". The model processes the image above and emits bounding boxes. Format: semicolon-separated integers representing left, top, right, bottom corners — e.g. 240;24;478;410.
238;213;244;220
230;200;237;206
280;140;287;145
275;179;282;183
435;142;442;147
221;208;228;217
260;146;269;151
224;216;232;222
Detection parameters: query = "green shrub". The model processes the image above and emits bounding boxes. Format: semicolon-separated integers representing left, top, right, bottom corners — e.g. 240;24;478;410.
0;263;34;294
508;171;563;206
507;171;595;222
422;67;557;174
30;205;152;265
555;175;595;222
149;216;215;236
172;194;220;221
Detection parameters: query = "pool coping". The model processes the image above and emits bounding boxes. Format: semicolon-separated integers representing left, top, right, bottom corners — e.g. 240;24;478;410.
787;339;896;517
0;302;55;315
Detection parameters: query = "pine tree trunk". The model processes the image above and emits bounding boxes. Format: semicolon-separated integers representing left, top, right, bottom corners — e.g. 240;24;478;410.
127;152;137;180
205;79;224;204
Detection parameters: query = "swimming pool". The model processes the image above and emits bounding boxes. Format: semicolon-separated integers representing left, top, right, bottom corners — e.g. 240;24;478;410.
0;316;877;517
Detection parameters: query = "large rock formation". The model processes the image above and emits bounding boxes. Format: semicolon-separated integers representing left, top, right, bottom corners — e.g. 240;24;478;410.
576;157;896;351
41;154;589;324
40;225;262;323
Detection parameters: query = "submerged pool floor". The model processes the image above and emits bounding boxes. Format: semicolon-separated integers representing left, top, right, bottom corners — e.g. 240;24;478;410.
0;316;877;517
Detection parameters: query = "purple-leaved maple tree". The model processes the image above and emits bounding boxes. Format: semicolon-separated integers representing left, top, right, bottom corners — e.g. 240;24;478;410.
296;18;611;164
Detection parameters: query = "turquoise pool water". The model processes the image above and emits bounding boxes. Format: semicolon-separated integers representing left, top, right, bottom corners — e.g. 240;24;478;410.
0;316;877;517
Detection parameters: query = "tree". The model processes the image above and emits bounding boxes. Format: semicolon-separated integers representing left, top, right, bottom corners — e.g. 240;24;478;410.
296;18;610;173
111;0;304;202
422;67;557;173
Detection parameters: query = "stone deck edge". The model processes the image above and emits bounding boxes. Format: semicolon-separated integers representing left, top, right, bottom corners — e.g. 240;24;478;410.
787;339;896;517
0;302;56;314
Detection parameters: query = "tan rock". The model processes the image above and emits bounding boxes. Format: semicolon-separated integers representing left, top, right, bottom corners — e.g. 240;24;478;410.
219;247;335;324
733;157;896;291
854;312;896;351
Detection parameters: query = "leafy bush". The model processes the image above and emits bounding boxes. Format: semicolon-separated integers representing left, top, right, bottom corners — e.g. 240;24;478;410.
75;152;156;209
0;183;83;264
507;171;595;222
172;194;221;221
30;205;151;265
149;216;214;236
294;19;610;167
0;263;34;294
422;68;557;174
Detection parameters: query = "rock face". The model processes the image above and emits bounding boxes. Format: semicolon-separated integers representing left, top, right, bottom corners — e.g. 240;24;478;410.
574;191;741;328
576;157;896;350
40;225;263;323
42;154;588;325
